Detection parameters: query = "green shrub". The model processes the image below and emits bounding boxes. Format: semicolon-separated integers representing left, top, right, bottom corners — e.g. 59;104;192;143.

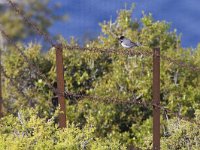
0;108;126;150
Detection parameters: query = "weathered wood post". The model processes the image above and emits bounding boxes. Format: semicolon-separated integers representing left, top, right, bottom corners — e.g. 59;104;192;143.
153;48;160;150
55;44;66;128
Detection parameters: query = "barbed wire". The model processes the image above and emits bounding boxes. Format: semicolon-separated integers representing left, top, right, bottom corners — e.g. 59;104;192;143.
160;54;200;72
64;91;149;107
0;28;60;96
0;29;39;69
0;64;34;102
65;45;200;73
63;44;153;57
152;103;200;127
63;91;200;128
6;0;55;46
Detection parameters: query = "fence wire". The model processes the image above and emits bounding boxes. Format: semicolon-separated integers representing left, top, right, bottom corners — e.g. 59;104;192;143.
160;54;200;72
153;103;200;127
6;0;55;46
0;64;34;102
0;28;60;97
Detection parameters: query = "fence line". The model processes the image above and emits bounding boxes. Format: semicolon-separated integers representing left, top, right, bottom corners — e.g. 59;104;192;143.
0;60;151;109
65;90;200;128
2;61;198;128
65;92;148;107
63;44;153;57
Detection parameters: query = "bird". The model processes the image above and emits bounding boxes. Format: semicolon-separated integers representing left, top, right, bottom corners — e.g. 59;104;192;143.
119;36;140;48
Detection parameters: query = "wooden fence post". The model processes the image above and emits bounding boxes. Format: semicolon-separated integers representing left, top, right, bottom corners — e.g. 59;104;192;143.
55;44;66;128
153;48;160;150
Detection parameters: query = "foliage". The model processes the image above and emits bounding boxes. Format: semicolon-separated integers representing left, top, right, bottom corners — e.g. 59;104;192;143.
0;108;126;150
160;110;200;150
2;43;52;115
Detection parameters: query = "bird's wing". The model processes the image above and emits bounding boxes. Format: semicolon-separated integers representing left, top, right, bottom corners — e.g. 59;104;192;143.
122;38;140;47
130;41;139;47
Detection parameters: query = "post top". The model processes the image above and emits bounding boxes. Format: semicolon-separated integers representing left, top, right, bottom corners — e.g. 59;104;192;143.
53;43;63;50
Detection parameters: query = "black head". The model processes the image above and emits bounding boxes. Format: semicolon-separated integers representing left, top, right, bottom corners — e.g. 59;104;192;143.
119;36;125;42
119;36;125;40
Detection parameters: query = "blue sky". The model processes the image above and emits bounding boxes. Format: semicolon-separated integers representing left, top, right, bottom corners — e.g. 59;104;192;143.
49;0;200;48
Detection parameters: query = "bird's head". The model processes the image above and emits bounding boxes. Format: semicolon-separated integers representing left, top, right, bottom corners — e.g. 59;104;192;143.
118;36;125;43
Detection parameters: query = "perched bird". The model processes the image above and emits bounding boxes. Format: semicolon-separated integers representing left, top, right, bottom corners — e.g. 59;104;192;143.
119;36;140;48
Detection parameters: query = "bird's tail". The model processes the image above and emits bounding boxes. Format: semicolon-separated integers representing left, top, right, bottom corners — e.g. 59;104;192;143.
136;42;142;47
